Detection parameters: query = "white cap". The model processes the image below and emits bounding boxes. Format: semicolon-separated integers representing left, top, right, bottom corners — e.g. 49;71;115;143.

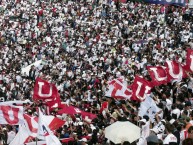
139;119;147;123
150;128;159;134
169;119;175;124
80;138;87;142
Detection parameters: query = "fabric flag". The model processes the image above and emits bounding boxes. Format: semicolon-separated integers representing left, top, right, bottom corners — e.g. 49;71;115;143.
105;78;132;99
60;137;74;143
143;0;186;6
113;0;127;3
10;114;65;145
0;100;32;106
138;95;161;123
57;105;82;115
184;48;193;72
33;78;62;110
131;76;152;102
57;105;97;122
147;66;168;86
165;60;187;82
100;101;109;113
9;124;33;145
24;114;65;135
25;141;46;145
33;77;60;101
81;111;97;123
0;105;24;125
37;108;62;145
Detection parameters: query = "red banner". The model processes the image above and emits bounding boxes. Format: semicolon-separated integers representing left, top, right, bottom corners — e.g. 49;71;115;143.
131;76;152;102
147;66;168;86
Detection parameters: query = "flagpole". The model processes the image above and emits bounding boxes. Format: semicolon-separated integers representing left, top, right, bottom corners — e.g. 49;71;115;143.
36;137;38;145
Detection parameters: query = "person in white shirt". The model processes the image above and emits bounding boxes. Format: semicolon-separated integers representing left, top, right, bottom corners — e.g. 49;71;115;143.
7;127;16;144
180;122;188;145
163;123;177;145
137;118;150;145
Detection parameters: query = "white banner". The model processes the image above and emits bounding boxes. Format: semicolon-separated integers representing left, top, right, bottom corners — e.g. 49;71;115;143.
138;95;161;122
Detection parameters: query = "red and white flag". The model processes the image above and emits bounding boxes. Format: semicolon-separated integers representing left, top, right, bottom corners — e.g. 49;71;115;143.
9;124;33;145
10;114;65;145
184;48;193;72
0;105;24;125
0;100;32;106
33;77;60;101
131;76;152;102
100;101;109;113
57;105;82;115
165;60;187;82
37;108;62;145
33;78;62;110
147;66;168;86
105;78;132;99
57;105;97;122
81;111;97;123
26;141;46;145
24;114;65;135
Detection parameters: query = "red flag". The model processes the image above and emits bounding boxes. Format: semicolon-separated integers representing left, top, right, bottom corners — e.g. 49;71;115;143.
81;111;97;121
60;138;74;143
33;77;59;101
165;60;187;82
131;76;152;102
113;0;127;3
184;48;193;72
33;78;62;109
48;117;65;131
100;101;109;113
57;105;82;115
57;105;97;121
147;66;168;86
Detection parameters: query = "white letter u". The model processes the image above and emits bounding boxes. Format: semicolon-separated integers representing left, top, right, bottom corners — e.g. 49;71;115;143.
38;82;53;97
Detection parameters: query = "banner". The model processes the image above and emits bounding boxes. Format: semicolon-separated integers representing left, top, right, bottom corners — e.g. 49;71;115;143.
147;66;168;86
143;0;186;6
131;76;152;102
0;105;24;125
165;60;187;82
184;48;193;72
138;95;161;122
105;78;132;99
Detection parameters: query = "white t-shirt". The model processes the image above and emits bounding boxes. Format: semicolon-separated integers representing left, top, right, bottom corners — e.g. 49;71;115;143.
163;133;177;145
7;131;16;144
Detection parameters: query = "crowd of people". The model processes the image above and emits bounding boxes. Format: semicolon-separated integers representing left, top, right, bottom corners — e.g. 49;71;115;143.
0;0;193;145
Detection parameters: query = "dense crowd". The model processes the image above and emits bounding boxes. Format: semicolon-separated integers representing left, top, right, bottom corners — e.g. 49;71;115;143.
0;0;193;145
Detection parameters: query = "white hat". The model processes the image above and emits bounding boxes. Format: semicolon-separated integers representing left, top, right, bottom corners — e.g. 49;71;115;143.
150;128;159;134
161;119;166;124
169;119;175;124
80;138;87;142
139;119;147;123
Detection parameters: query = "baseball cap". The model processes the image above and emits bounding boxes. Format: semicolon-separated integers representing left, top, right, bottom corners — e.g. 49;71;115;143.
146;134;159;143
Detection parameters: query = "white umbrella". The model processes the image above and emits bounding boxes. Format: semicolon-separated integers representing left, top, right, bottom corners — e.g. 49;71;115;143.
105;121;140;144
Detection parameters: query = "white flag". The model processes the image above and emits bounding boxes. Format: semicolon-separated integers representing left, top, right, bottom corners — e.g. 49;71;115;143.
138;95;161;122
37;108;62;145
9;124;31;145
25;141;46;145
